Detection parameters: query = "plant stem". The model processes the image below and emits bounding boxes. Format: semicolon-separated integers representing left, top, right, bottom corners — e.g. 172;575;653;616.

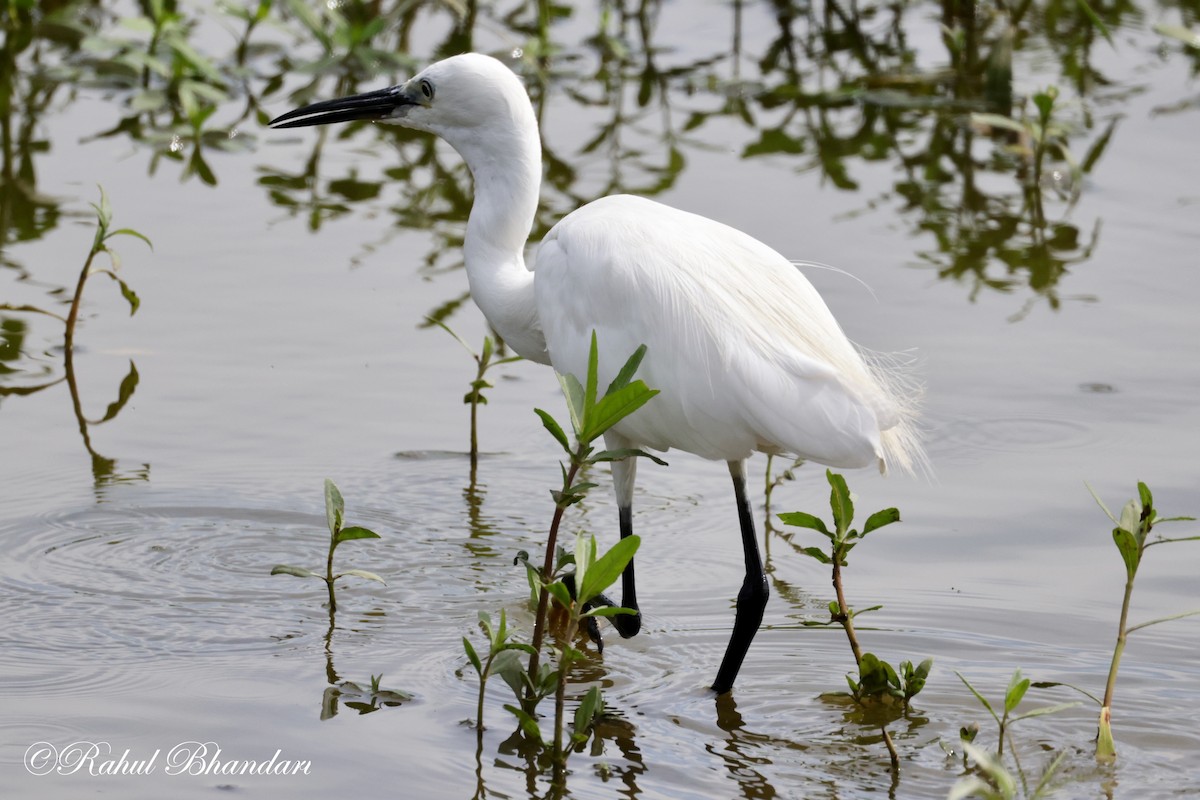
525;460;581;704
881;726;899;769
552;644;572;776
832;554;863;666
326;539;338;613
64;245;99;357
476;654;492;732
1102;573;1135;709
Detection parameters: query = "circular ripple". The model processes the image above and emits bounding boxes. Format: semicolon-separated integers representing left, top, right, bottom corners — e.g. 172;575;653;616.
930;414;1096;455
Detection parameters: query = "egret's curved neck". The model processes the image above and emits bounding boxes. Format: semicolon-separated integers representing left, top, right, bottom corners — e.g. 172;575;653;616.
447;123;548;364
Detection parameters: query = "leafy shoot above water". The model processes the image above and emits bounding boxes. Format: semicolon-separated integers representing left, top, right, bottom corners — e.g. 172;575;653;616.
778;470;929;769
271;478;384;612
427;318;521;468
951;669;1077;798
1086;480;1198;760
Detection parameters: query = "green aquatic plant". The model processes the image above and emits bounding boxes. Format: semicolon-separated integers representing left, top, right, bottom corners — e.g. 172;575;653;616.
272;479;384;612
956;669;1078;759
498;332;658;782
952;669;1077;797
321;672;412;719
0;186;154;353
779;470;931;767
1086;481;1198;759
428;318;522;469
0;187;153;484
522;332;662;686
949;741;1067;800
462;609;536;732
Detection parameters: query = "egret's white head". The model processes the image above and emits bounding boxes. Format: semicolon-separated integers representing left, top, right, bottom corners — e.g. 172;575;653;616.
270;53;536;162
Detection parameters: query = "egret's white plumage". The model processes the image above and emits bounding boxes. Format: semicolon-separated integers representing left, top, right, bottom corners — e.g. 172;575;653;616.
271;52;925;692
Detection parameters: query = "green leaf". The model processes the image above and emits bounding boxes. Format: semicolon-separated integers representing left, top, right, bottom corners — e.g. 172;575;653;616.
1086;482;1118;524
557;372;586;435
106;227;153;250
1118;499;1140;538
324;479;345;536
583;381;658;443
777;511;830;536
1112;527;1140;579
826;471;853;536
1030;680;1103;706
1011;701;1081;722
583;331;600;420
463;637;482;675
1074;0;1114;45
1004;669;1030;714
271;564;320;579
955;671;1000;724
862;508;900;535
1126;608;1200;634
579;535;640;605
546;580;572;609
480;335;494;366
494;650;528;699
573;685;604;737
335;569;386;585
97;270;140;316
581;605;639;618
1081;118;1118;175
605;344;648;395
504;705;544;744
970;112;1028;135
1137;481;1153;514
334;525;381;544
590;448;668;467
535;408;571;453
849;604;883;617
800;546;832;564
574;532;597;596
97;361;139;423
903;658;933;698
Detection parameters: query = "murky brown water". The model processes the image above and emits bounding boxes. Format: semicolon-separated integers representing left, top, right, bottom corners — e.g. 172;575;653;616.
2;1;1199;798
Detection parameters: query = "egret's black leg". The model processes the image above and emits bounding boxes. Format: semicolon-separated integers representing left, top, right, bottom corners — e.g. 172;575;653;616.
711;459;769;694
600;432;642;639
610;503;642;637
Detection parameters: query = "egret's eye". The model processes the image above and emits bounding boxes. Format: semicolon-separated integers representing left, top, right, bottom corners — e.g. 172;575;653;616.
419;79;434;101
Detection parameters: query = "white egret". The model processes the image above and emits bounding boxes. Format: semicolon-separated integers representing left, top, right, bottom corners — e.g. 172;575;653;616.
270;53;924;694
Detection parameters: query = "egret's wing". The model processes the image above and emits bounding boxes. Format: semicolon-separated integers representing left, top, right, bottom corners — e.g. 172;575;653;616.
534;195;899;468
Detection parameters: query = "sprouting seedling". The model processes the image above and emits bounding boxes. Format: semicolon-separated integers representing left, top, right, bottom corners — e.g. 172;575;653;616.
462;609;536;732
1;187;153;484
62;186;154;355
778;469;930;768
428;318;521;468
955;670;1079;759
953;669;1078;796
272;479;385;612
1086;481;1198;760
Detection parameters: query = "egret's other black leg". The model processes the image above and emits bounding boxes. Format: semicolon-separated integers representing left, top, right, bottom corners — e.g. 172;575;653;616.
605;431;642;638
711;459;769;694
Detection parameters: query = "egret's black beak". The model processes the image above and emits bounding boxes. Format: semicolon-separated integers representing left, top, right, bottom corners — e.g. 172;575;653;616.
269;85;418;129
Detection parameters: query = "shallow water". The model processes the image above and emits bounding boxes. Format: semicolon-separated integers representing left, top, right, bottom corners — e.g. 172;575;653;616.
2;1;1200;798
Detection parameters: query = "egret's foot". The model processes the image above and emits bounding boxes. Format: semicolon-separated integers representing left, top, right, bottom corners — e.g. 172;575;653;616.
583;614;605;653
